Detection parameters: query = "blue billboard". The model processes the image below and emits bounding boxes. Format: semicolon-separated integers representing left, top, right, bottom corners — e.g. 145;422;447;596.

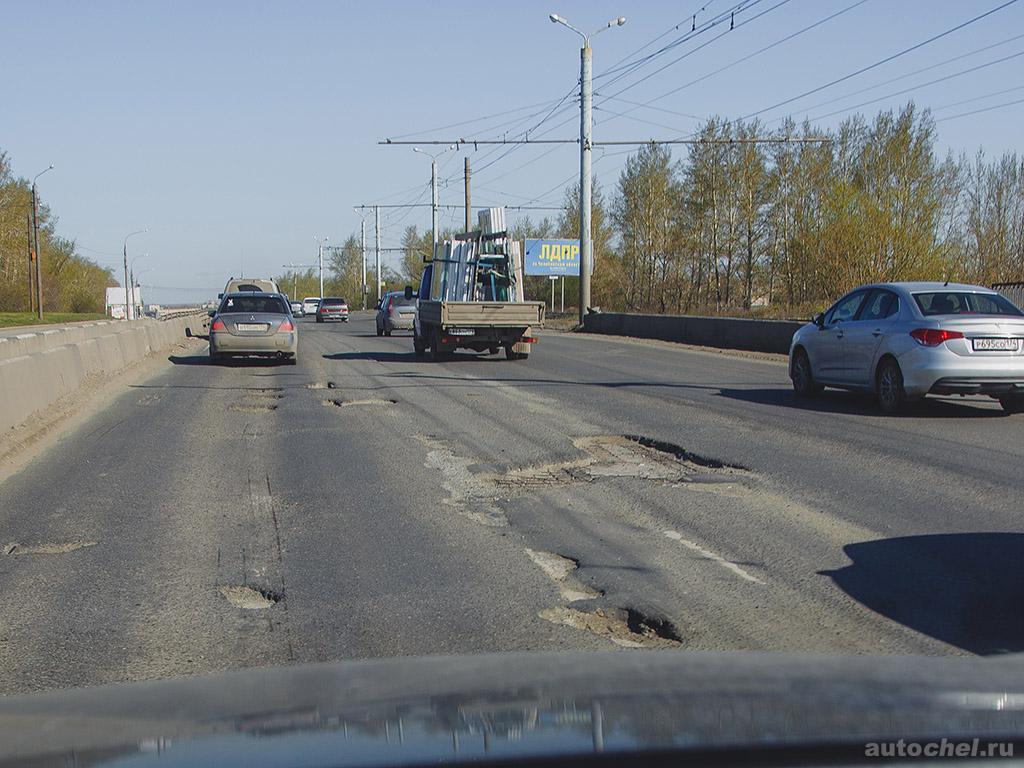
524;239;581;276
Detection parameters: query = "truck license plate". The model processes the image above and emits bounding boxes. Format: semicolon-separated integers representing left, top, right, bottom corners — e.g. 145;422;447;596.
448;327;475;336
973;337;1018;351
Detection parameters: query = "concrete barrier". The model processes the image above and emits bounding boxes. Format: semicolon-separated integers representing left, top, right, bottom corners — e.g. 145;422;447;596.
0;314;205;435
582;311;805;354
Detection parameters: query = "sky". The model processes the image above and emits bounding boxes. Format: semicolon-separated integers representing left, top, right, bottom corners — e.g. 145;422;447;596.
3;0;1023;304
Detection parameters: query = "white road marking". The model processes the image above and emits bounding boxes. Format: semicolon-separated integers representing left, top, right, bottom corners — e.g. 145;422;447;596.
663;530;765;585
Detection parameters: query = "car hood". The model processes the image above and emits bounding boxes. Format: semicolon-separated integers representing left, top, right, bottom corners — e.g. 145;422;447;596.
1;651;1023;766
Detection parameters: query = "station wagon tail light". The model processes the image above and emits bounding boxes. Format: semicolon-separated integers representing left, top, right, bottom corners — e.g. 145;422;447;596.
210;318;226;331
279;318;294;332
386;297;394;312
911;328;964;346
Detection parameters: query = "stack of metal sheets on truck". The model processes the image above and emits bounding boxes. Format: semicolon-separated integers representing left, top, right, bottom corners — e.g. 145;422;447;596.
428;207;525;303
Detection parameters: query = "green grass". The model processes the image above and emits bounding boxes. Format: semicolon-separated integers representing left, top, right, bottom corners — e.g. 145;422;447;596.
0;312;108;328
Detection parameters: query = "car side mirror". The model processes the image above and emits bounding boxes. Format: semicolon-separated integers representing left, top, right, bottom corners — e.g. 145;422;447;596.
813;312;825;329
217;293;223;300
404;285;414;300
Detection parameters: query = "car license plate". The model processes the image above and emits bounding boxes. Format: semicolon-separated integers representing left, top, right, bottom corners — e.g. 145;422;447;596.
237;323;268;332
973;337;1019;351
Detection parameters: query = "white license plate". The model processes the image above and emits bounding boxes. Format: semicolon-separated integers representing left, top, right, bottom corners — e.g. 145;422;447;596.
236;323;268;332
973;337;1019;351
448;327;475;336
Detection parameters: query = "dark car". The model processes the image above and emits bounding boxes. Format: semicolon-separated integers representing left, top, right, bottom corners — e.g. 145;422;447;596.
316;297;349;323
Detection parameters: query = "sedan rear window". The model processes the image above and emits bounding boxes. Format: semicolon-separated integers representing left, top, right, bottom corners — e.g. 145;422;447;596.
220;295;289;314
914;292;1023;316
321;298;347;306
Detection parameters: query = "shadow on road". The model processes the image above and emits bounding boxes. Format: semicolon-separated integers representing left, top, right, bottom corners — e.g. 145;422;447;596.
821;533;1024;655
168;354;292;368
718;387;1005;418
323;351;501;364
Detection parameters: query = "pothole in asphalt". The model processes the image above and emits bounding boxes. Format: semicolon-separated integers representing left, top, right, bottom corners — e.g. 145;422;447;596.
307;382;338;390
492;435;747;489
418;436;508;527
230;403;278;413
322;398;397;408
525;549;601;602
539;606;682;649
417;434;750;527
219;585;281;610
4;540;97;555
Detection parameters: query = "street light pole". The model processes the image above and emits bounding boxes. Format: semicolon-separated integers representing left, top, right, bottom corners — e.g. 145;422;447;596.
374;205;381;304
550;13;625;324
31;165;53;320
413;145;455;254
122;229;147;320
129;253;150;320
313;235;328;298
354;207;370;310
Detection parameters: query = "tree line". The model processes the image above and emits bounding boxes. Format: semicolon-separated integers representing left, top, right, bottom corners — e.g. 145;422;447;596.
0;150;115;313
393;103;1023;318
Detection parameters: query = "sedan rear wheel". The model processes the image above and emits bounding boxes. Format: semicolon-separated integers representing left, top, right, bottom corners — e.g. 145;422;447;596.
876;358;906;414
999;395;1024;414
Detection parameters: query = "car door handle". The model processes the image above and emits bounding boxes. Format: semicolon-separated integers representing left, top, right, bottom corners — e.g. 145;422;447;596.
835;331;844;339
872;329;883;337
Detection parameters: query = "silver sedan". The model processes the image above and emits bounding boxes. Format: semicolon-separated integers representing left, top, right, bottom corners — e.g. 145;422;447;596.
789;282;1024;414
208;292;298;365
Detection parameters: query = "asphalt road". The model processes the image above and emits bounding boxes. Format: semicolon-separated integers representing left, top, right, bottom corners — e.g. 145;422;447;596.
1;314;1021;694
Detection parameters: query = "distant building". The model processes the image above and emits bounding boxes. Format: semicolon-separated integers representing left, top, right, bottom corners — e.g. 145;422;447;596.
105;286;144;320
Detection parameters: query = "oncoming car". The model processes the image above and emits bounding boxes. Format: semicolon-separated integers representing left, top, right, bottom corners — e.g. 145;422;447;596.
206;291;297;364
789;282;1024;414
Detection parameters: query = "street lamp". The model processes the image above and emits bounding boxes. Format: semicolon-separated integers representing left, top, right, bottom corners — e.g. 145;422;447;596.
353;207;371;309
122;229;147;320
129;252;150;319
549;12;626;324
313;235;329;300
413;144;456;253
31;164;54;320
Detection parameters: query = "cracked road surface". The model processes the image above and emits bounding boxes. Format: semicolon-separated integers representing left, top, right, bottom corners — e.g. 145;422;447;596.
1;314;1022;693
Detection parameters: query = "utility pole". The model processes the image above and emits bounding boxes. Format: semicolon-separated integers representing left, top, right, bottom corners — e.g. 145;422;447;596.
26;213;35;314
360;217;367;309
319;241;324;299
31;181;44;320
579;37;593;325
431;158;439;251
374;205;381;304
122;229;147;320
464;156;471;233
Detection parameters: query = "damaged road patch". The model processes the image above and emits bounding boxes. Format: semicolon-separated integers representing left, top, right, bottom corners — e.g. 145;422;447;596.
219;585;280;610
525;549;601;602
322;398;397;408
539;606;682;649
4;540;97;555
418;436;508;526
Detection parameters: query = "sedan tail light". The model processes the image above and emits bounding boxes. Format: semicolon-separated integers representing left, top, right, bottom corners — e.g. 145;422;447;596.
386;297;394;312
910;328;964;346
279;318;294;332
210;318;226;331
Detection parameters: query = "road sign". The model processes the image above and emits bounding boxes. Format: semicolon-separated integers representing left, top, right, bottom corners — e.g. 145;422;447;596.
524;239;582;276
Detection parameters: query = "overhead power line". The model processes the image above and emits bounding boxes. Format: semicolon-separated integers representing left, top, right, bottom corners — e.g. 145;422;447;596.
739;0;1022;121
804;48;1024;123
935;95;1024;122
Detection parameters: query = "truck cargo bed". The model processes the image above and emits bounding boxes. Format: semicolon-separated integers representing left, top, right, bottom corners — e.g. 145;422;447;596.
418;301;545;327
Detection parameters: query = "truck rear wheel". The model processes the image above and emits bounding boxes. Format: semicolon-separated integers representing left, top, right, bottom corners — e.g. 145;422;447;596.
504;344;528;361
413;333;426;357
